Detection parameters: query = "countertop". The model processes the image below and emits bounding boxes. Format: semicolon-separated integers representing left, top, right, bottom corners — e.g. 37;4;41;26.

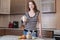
0;27;56;31
0;35;55;40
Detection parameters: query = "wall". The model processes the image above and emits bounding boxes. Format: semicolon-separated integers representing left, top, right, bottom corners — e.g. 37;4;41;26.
0;15;10;27
56;0;60;29
0;15;23;28
41;14;56;28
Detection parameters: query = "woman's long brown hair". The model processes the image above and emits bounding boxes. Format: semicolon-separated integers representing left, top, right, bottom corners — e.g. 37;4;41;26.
27;0;39;12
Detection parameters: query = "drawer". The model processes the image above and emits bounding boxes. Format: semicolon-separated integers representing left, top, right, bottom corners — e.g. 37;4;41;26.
5;29;23;36
0;29;5;36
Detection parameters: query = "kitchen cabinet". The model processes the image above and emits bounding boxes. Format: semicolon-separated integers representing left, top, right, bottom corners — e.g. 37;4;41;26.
10;0;32;14
42;30;54;38
5;29;23;36
40;0;56;13
10;0;26;14
0;28;54;38
0;29;23;36
0;0;10;14
0;29;5;36
0;0;32;14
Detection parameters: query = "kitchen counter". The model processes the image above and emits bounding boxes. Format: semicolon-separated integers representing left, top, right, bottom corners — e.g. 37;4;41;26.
0;27;55;38
42;28;56;31
19;38;55;40
0;27;56;31
0;35;55;40
18;38;55;40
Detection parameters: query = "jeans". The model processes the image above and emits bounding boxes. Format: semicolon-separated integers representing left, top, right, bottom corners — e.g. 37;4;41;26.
23;29;38;37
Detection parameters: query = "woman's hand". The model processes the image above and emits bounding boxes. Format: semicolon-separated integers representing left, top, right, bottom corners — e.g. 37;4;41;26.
21;15;27;25
21;15;27;23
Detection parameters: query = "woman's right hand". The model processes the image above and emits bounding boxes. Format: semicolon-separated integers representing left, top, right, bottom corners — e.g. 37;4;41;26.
21;15;27;23
22;15;27;22
21;15;28;25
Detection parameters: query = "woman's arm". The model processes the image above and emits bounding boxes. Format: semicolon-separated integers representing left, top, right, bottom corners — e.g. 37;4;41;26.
37;12;42;38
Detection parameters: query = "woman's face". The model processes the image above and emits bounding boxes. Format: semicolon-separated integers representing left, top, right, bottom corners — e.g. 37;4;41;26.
29;2;34;10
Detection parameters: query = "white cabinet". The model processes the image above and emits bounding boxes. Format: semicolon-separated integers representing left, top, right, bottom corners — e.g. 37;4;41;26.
0;0;10;14
40;0;56;13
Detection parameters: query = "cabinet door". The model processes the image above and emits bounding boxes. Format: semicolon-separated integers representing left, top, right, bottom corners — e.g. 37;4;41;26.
5;29;23;36
10;0;32;15
10;0;26;14
42;31;53;38
0;29;5;36
0;0;10;14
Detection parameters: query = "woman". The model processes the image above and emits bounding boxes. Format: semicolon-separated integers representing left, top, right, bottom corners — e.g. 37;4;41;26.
21;0;42;38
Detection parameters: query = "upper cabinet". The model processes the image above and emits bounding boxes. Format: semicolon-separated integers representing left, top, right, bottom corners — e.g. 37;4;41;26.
0;0;10;14
0;0;32;15
10;0;26;14
40;0;56;13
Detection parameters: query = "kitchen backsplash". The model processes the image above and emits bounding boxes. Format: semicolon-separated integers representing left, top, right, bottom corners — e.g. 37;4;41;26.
0;15;23;28
0;15;10;28
10;15;23;27
42;14;57;29
0;13;57;29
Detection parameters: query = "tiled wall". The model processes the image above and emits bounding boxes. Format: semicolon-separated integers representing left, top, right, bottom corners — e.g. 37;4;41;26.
0;14;57;29
0;15;10;27
0;15;23;28
10;14;57;28
41;14;56;28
